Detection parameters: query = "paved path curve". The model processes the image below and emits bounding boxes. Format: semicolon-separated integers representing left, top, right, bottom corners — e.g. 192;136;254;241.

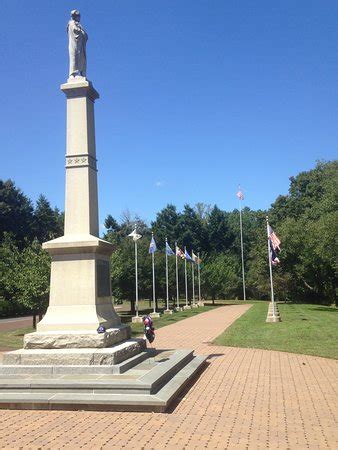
0;304;337;449
0;316;33;332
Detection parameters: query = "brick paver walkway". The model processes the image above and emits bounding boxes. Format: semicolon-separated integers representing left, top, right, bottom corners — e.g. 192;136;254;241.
0;304;337;449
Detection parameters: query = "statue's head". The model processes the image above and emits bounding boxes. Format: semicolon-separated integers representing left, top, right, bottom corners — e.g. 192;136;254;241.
70;10;80;21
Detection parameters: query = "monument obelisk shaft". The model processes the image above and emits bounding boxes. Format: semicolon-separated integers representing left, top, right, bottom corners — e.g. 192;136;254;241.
63;81;99;237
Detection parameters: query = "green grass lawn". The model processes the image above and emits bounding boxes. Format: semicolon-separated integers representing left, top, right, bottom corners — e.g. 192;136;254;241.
0;327;34;351
214;302;338;359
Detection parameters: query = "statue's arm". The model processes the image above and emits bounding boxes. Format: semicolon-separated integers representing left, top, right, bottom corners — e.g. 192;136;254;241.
68;21;82;40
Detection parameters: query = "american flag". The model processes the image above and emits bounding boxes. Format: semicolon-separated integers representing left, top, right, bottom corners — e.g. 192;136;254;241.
176;246;185;260
236;189;244;200
268;225;281;251
269;240;280;265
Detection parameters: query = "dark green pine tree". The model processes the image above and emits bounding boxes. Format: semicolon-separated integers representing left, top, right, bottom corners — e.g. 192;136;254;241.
104;214;120;233
33;195;63;243
207;205;234;253
0;179;35;246
151;204;180;248
176;204;207;252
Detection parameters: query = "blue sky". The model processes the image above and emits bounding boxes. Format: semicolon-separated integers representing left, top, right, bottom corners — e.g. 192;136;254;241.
1;0;337;230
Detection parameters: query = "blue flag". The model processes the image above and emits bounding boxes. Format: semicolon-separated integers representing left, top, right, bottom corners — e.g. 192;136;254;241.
184;249;193;261
149;235;157;254
165;241;175;256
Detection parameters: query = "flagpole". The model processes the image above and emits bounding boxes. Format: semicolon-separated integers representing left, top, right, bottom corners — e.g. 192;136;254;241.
152;251;156;313
150;231;156;314
266;216;275;319
129;226;143;323
238;188;246;301
192;250;195;305
135;238;139;317
175;242;179;309
198;252;201;303
184;246;188;307
165;238;169;312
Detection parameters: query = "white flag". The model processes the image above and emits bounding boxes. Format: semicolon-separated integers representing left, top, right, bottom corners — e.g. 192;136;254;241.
128;229;142;242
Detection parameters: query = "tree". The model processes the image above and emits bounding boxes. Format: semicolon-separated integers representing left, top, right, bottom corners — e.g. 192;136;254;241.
0;179;34;246
151;204;180;247
177;204;207;251
268;161;338;305
201;253;241;302
207;206;234;253
110;237;153;314
33;195;63;242
0;235;50;326
0;234;29;317
104;214;120;233
194;203;212;223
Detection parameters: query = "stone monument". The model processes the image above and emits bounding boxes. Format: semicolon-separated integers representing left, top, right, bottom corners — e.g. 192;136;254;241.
0;12;206;412
17;10;135;354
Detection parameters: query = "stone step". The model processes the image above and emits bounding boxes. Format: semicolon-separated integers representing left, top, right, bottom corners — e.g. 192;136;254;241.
0;355;207;412
0;351;151;376
141;349;194;393
0;349;194;396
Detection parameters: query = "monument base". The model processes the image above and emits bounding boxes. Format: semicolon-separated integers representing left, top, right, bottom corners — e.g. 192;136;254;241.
175;307;183;312
191;304;199;309
150;312;161;319
164;309;173;315
183;305;191;310
131;316;143;323
266;315;282;323
3;339;145;366
266;302;282;323
38;235;122;334
24;325;130;349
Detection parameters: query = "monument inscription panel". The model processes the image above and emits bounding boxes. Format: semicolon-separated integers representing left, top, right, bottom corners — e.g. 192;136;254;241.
96;260;111;297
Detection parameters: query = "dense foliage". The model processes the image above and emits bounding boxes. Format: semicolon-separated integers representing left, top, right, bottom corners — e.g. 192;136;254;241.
0;181;62;318
0;160;337;317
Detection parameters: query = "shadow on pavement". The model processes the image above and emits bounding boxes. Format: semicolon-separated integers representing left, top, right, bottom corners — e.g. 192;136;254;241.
165;361;210;414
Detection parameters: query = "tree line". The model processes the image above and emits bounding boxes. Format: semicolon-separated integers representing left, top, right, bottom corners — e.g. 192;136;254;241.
0;160;337;319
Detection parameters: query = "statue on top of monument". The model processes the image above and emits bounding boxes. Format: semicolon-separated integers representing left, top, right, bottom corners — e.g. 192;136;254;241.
67;10;88;78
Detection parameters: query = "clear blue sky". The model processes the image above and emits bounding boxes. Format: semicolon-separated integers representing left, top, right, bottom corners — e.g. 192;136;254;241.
1;0;337;230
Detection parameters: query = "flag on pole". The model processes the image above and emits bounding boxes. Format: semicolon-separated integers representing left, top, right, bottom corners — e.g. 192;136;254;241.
236;188;244;200
176;246;185;260
269;241;280;265
185;249;193;261
268;225;281;251
192;251;200;264
149;235;157;254
128;229;142;241
165;241;175;256
268;225;281;265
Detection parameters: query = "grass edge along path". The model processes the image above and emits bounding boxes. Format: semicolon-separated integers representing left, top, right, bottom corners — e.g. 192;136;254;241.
213;302;338;359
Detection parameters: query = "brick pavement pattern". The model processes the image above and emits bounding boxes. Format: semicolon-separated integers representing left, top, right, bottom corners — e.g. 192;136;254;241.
0;304;337;449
